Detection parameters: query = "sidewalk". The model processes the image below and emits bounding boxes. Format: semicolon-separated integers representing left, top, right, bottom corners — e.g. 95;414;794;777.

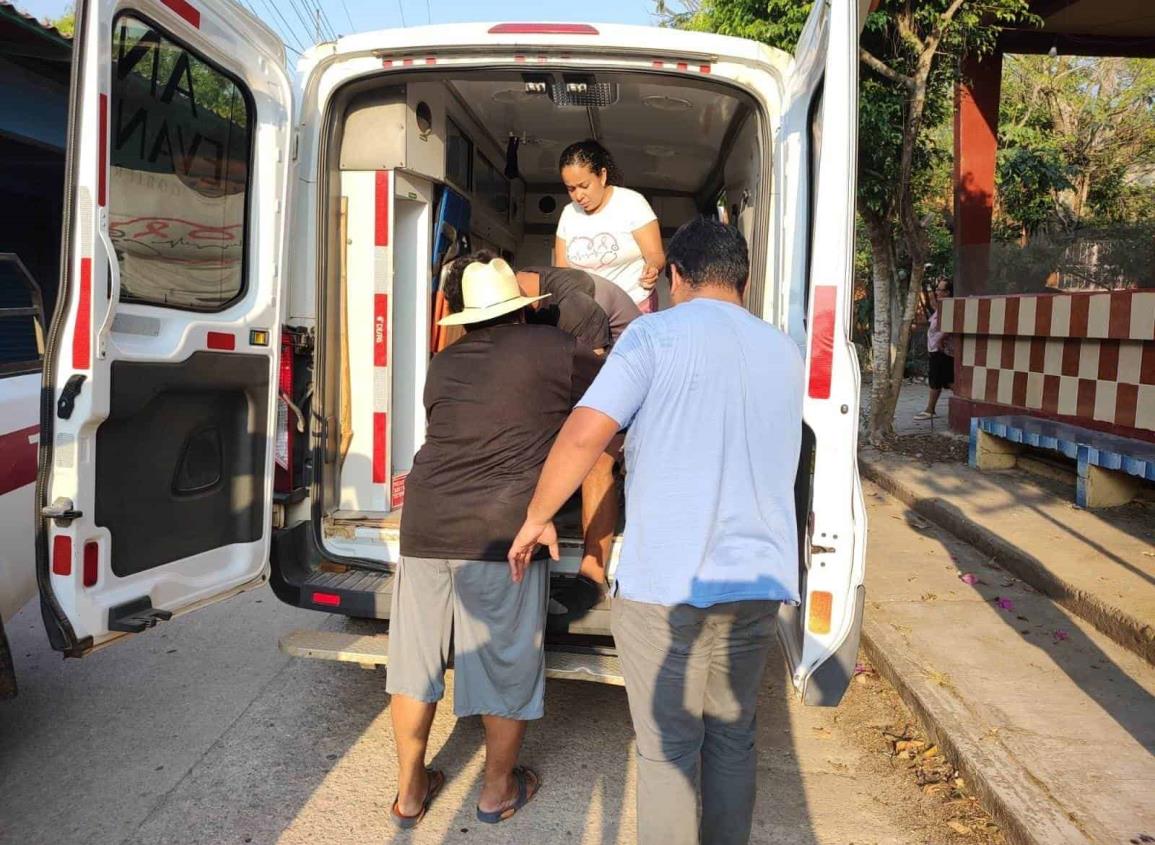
864;383;1155;664
861;479;1155;845
857;382;1155;844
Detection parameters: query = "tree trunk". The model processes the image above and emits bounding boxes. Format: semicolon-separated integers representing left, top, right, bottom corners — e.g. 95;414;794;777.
862;206;899;445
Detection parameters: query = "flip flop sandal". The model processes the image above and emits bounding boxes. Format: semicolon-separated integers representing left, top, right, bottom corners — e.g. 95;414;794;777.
391;768;446;830
913;411;936;421
476;766;541;824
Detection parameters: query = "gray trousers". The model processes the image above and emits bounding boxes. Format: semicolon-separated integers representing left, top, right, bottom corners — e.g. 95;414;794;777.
611;597;779;845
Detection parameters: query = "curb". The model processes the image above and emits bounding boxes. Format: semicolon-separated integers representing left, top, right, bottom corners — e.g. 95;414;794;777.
859;455;1155;666
860;620;1085;845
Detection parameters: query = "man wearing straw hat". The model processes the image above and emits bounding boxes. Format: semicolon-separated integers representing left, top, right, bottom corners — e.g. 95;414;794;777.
386;255;602;829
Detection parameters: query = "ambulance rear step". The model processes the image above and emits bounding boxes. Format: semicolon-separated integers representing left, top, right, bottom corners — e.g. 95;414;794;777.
278;629;625;686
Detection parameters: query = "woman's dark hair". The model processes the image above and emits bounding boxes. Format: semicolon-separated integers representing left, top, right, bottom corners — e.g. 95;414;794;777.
559;140;624;186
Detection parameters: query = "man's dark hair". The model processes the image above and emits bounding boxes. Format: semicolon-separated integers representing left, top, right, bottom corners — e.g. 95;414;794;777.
665;217;750;295
442;248;497;314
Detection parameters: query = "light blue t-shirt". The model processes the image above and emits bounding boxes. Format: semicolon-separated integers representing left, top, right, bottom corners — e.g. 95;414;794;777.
577;297;804;608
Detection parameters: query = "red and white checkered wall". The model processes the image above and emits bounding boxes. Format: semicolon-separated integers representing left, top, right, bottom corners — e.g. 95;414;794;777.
940;291;1155;439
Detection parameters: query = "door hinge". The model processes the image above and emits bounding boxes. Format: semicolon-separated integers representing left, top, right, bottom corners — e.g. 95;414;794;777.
57;374;87;419
108;597;173;634
43;497;83;527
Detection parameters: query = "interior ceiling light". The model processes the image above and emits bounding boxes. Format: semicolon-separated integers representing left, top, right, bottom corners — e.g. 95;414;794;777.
551;77;619;108
642;94;693;112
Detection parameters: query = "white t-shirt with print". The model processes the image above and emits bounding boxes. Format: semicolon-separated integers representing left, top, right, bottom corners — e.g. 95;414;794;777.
557;186;658;304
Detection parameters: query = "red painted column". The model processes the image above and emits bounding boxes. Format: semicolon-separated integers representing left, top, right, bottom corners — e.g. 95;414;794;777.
953;51;1003;297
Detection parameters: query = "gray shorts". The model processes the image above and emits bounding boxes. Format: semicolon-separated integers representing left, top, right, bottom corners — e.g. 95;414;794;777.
385;556;549;720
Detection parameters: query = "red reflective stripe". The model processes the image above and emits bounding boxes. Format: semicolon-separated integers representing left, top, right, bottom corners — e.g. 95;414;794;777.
699;64;711;74
52;535;72;577
161;0;201;27
97;94;108;207
652;60;664;69
489;23;599;34
515;55;527;63
402;57;414;67
0;424;38;496
425;56;436;65
382;59;393;67
72;257;92;370
808;285;837;399
207;331;236;351
676;62;688;71
374;171;390;246
374;294;388;366
312;591;341;607
83;542;99;587
373;412;387;483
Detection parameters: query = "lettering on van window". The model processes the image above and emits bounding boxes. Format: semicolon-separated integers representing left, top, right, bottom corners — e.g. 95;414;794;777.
109;15;252;310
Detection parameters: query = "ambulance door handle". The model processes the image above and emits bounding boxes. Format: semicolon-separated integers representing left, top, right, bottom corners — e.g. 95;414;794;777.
95;208;121;359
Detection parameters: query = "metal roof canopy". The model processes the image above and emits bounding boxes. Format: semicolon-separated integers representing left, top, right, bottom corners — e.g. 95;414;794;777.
1001;0;1155;57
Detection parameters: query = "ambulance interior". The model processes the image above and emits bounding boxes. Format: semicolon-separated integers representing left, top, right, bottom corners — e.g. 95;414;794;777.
307;69;767;569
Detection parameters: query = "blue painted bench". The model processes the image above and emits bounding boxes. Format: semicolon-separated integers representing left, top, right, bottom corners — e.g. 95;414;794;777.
968;415;1155;508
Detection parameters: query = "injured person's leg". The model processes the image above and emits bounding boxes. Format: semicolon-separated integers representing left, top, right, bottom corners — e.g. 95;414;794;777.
549;437;622;618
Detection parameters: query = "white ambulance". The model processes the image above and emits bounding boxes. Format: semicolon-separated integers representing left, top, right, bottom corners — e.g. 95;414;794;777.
11;0;869;705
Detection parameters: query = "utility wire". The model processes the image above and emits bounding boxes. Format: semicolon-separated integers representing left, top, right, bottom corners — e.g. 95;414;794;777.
286;0;318;45
397;0;407;27
255;0;307;52
336;0;356;32
425;0;431;25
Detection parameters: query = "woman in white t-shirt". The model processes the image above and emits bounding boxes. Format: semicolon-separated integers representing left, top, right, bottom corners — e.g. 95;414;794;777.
555;141;666;313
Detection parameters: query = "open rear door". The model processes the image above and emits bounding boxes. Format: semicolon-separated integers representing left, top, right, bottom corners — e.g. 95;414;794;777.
37;0;293;654
776;0;869;705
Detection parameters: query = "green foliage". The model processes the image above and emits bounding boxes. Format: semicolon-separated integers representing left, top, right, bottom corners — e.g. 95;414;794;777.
48;6;75;37
998;54;1155;229
996;144;1072;235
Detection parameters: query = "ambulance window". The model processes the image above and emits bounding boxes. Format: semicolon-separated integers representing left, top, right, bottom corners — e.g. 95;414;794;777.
803;82;823;322
475;152;510;221
0;255;45;376
446;119;472;192
109;15;253;311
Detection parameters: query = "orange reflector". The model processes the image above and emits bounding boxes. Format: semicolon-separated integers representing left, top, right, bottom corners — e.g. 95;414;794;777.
312;591;341;607
808;591;833;634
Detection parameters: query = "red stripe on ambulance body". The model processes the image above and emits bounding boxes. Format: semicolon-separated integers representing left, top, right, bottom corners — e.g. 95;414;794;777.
72;258;92;370
372;413;387;483
808;286;837;399
374;171;390;246
161;0;201;27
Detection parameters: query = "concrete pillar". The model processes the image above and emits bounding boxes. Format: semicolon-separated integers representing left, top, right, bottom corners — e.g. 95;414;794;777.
953;52;1003;297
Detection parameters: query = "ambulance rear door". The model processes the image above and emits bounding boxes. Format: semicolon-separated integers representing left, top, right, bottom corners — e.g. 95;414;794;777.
775;0;870;705
37;0;294;654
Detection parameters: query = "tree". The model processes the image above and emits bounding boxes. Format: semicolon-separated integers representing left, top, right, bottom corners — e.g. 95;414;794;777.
663;0;1036;444
48;5;75;37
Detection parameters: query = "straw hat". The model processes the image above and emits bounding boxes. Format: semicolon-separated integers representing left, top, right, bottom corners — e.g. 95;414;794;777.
438;258;550;326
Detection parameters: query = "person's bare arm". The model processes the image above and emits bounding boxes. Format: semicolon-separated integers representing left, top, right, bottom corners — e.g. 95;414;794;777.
508;408;621;581
632;221;665;289
554;237;571;268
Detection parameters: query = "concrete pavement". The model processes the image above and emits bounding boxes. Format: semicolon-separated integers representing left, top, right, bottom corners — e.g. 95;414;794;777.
0;585;990;845
862;447;1155;665
860;479;1155;845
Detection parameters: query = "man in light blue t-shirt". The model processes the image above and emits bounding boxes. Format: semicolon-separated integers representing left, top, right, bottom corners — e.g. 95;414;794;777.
509;217;804;845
